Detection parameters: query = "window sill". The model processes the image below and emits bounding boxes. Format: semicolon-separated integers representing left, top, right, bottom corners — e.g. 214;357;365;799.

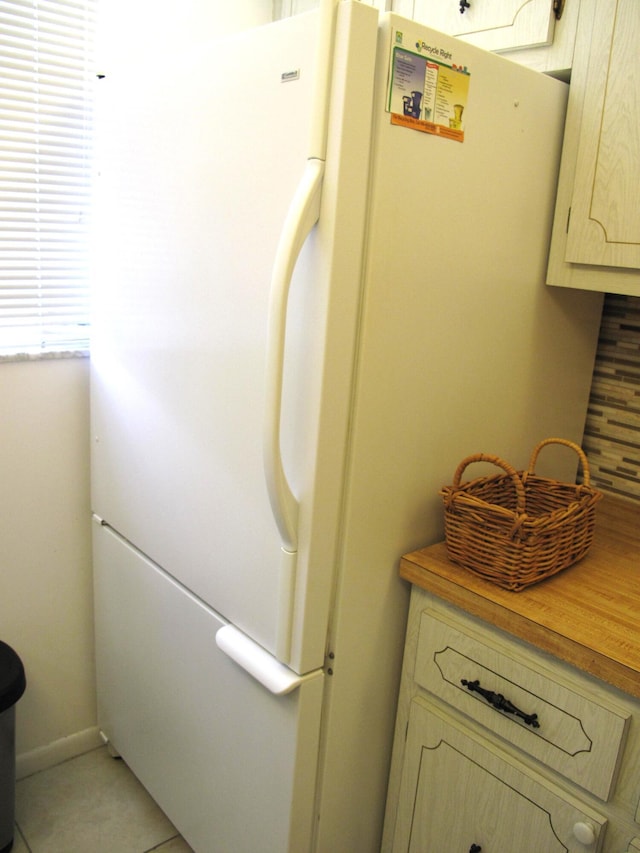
0;349;89;364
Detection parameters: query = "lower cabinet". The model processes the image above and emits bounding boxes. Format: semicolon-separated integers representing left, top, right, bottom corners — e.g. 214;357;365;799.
394;698;606;852
383;588;640;853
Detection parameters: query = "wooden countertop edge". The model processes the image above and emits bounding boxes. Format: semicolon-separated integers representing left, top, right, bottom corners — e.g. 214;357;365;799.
400;559;640;700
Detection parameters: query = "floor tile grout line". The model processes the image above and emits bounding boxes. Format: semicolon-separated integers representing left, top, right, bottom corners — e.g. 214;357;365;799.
144;833;185;852
14;821;32;853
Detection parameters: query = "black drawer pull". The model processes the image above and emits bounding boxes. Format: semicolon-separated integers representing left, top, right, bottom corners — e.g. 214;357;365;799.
469;845;482;853
461;678;540;728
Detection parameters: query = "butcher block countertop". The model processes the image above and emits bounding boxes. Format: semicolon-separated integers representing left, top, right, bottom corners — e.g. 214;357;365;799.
400;496;640;699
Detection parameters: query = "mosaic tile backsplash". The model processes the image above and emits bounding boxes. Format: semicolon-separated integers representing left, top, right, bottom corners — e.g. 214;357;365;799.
582;294;640;503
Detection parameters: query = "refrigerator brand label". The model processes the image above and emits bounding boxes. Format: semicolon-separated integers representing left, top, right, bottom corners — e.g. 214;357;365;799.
387;28;470;143
281;69;300;83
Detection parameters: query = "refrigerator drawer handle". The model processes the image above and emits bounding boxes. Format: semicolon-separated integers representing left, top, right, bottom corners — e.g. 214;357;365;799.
216;625;323;696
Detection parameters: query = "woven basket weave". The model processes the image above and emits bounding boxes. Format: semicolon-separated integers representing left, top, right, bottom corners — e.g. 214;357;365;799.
440;438;602;591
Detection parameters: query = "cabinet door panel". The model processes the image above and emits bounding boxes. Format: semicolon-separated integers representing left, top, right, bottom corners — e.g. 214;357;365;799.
393;698;607;852
410;740;566;852
411;0;555;52
566;0;640;269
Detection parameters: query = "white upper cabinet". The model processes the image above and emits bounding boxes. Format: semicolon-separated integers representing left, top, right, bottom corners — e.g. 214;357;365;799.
275;0;579;76
388;0;581;77
547;0;640;294
564;0;640;270
399;0;557;52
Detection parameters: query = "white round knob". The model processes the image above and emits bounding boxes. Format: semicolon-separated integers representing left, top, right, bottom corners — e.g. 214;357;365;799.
573;822;596;845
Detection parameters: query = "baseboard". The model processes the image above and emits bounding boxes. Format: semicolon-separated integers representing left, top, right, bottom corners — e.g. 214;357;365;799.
16;726;103;779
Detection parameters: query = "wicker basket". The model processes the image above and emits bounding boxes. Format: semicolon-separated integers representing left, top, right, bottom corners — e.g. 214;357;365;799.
440;438;603;591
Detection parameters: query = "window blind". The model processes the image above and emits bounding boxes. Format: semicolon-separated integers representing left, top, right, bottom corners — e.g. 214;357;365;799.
0;0;96;355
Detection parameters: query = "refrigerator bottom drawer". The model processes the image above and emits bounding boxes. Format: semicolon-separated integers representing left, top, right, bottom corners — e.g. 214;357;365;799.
92;519;323;853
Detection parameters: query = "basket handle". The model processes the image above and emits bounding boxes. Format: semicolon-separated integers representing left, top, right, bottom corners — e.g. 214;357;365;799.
452;453;526;514
526;438;591;486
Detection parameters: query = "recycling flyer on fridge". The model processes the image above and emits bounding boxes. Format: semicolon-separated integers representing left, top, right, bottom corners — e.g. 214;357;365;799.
387;23;471;142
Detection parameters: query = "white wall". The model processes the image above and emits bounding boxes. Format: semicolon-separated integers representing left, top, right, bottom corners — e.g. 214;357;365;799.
0;357;96;776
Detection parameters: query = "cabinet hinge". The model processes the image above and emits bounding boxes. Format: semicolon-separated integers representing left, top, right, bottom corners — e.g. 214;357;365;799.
553;0;565;20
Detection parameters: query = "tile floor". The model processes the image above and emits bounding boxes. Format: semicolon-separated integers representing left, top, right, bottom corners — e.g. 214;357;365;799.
13;746;194;853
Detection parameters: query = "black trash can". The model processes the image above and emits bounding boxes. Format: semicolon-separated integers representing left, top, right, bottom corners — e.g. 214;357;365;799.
0;642;26;853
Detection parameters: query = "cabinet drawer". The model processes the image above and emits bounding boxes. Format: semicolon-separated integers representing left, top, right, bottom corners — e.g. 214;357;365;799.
393;698;607;853
414;607;630;800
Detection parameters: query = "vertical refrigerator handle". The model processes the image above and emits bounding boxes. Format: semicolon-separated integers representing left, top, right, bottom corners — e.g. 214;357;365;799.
263;0;338;663
263;158;323;662
263;157;324;553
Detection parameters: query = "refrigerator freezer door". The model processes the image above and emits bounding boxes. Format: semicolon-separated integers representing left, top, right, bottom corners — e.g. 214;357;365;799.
93;519;323;853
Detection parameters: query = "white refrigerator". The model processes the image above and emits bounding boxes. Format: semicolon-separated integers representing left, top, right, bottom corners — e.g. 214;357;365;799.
90;3;603;852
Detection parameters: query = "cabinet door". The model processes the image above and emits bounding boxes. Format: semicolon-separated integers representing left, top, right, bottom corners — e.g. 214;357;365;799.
406;0;556;52
392;699;606;852
565;0;640;270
